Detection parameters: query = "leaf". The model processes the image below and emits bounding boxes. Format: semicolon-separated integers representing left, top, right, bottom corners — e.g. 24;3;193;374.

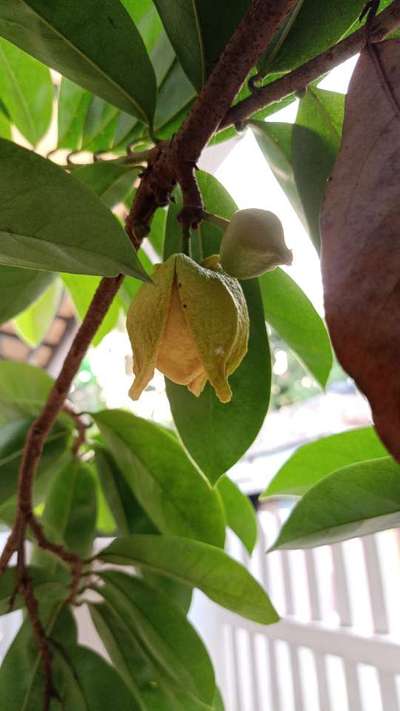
271;457;400;550
0;362;54;422
165;172;271;483
98;571;215;704
94;445;157;535
0;418;71;506
0;138;148;278
93;410;225;547
98;534;279;625
320;41;400;461
216;476;257;554
262;427;389;499
62;274;120;347
0;37;52;145
90;602;208;711
153;0;249;90
73;162;138;209
14;277;63;347
259;267;332;386
35;460;97;565
0;100;11;139
154;59;195;131
57;77;91;150
0;0;156;123
0;266;55;325
270;0;365;74
292;87;344;249
0;566;67;615
258;0;304;75
141;571;192;614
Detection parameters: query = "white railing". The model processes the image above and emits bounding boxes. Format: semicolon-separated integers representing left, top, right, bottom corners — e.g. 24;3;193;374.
190;507;400;711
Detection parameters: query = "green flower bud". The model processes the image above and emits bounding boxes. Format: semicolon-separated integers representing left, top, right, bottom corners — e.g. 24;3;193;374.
220;208;292;279
126;253;249;403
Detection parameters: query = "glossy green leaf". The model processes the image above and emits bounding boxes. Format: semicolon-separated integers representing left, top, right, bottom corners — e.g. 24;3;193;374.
262;427;388;499
36;460;97;565
0;37;52;145
0;0;156;123
271;457;400;550
80;96;118;151
93;410;225;547
165;172;271;483
99;571;215;704
0;566;67;615
0;418;71;506
0;100;11;138
94;445;157;535
0;362;54;422
141;571;192;615
154;59;195;131
73;162;138;209
270;0;365;73
153;0;249;90
62;274;120;347
89;602;208;711
258;1;304;75
251;120;308;230
14;277;63;347
216;476;257;554
57;77;91;150
98;534;279;625
292;87;344;249
0;267;55;325
259;268;332;386
0;138;148;278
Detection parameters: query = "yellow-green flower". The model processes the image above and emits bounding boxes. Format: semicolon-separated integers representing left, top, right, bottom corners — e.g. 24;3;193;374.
126;253;249;403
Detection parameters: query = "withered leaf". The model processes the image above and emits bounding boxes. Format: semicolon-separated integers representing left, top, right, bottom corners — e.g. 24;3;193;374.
321;40;400;459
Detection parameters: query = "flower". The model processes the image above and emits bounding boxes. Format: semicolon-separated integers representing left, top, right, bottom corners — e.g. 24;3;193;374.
220;208;293;279
126;253;249;403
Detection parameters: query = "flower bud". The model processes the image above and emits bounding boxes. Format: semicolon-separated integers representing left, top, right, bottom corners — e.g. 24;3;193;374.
126;253;249;403
220;208;292;279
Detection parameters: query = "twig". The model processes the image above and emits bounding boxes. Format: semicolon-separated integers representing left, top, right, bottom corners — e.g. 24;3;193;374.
220;0;400;129
126;0;299;240
62;403;89;456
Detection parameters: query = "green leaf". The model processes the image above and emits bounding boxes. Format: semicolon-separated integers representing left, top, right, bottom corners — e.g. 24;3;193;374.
258;0;304;75
0;566;67;615
0;418;71;506
292;87;344;249
0;266;55;325
154;59;195;131
94;445;157;535
270;0;365;74
14;277;63;347
57;77;91;150
73;162;138;209
0;38;52;145
141;571;192;615
153;0;249;90
165;172;271;483
0;361;54;421
36;460;97;565
0;0;156;123
216;476;257;554
90;602;208;710
271;457;400;550
62;274;120;347
93;410;225;547
259;268;332;387
99;534;278;625
99;571;215;704
0;100;11;139
262;427;388;499
0;138;148;278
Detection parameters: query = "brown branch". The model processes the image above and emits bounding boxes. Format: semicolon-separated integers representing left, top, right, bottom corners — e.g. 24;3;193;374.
126;0;299;239
220;0;400;129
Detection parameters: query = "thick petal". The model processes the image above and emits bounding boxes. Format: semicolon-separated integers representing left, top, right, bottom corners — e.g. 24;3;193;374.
127;260;175;399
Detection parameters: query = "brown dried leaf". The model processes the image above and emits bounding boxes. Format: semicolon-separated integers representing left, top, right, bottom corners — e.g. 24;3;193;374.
321;40;400;459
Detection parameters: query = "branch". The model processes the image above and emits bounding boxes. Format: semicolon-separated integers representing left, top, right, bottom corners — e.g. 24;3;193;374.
220;0;400;129
126;0;299;237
